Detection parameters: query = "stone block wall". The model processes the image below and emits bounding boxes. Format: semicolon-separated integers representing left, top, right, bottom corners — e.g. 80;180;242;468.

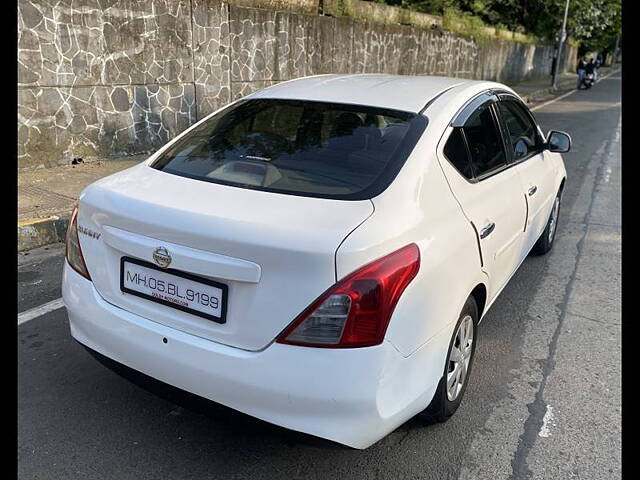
18;0;577;169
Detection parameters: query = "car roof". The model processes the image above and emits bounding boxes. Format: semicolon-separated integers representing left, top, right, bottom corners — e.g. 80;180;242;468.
249;74;491;114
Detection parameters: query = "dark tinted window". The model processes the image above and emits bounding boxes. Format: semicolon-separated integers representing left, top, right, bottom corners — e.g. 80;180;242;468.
151;99;420;200
496;100;542;160
443;128;473;179
462;103;506;177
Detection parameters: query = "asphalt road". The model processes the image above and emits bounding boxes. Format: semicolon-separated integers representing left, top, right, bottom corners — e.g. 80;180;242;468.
18;72;621;480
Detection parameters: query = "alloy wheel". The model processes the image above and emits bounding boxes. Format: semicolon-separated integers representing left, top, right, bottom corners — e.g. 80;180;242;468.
446;315;474;401
548;196;560;244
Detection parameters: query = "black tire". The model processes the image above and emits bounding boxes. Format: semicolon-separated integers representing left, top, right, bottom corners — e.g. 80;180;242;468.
531;190;562;256
421;296;478;423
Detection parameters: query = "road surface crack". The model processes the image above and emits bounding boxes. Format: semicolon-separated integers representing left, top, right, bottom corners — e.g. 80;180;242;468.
509;136;613;480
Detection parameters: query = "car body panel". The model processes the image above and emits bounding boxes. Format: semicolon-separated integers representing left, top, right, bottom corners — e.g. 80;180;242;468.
516;150;565;254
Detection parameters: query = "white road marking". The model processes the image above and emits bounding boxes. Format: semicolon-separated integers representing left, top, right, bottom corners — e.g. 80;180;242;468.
530;89;578;111
538;404;556;438
18;298;65;325
530;69;620;112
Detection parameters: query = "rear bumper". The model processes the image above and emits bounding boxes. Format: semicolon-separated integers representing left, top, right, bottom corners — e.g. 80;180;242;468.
62;262;446;449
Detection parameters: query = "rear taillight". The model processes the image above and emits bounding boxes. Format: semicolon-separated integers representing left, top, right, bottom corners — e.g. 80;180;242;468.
65;205;91;280
277;243;420;348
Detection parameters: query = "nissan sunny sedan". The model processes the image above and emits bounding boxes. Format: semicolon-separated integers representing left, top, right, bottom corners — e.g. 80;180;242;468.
62;74;570;449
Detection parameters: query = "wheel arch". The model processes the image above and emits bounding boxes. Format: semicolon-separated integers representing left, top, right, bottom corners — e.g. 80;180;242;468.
559;176;566;194
470;283;488;320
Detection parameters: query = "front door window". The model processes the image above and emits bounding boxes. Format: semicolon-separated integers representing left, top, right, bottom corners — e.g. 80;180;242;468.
496;100;543;161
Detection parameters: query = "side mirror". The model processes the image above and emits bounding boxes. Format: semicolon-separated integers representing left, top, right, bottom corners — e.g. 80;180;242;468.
545;130;571;153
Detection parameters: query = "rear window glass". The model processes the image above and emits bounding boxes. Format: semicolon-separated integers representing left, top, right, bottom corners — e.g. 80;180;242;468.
151;99;423;200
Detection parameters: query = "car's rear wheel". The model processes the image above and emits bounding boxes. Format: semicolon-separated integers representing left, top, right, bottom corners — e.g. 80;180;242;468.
421;296;478;423
531;190;562;255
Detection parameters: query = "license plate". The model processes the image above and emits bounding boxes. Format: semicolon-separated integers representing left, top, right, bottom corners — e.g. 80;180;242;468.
120;257;228;323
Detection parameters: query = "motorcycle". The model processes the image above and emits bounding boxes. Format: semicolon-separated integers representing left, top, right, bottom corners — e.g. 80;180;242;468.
582;71;595;89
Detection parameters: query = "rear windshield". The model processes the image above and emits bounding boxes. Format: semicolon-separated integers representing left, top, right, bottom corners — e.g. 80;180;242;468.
151;99;426;200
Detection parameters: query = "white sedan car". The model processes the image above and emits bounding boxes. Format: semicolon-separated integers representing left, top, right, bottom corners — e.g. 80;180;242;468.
62;74;570;449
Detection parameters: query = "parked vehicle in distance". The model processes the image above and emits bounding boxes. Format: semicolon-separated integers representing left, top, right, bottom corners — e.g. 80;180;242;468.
62;74;570;449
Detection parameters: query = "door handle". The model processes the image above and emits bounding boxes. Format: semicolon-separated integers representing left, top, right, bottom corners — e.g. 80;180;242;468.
479;222;495;239
528;185;538;196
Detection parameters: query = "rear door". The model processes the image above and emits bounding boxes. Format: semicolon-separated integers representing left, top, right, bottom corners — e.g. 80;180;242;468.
436;93;527;301
494;95;556;254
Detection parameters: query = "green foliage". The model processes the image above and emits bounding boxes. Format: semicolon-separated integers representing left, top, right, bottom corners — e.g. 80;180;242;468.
370;0;622;52
568;0;621;53
442;7;491;39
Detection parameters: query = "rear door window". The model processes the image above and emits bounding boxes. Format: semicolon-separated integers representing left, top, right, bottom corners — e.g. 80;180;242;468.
461;103;507;177
443;128;473;179
151;99;425;200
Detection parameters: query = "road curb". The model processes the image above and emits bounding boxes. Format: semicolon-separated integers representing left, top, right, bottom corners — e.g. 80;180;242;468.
18;216;69;252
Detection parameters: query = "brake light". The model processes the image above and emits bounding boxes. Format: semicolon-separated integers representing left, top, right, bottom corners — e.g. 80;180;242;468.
277;243;420;348
65;205;91;280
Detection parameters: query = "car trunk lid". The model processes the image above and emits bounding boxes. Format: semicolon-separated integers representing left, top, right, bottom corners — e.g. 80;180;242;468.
77;164;374;351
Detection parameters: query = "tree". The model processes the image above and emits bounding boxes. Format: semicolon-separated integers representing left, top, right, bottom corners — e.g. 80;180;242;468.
567;0;621;54
374;0;621;53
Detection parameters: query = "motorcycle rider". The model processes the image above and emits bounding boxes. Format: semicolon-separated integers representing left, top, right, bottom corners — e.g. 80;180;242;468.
576;57;586;89
594;55;602;81
586;58;596;82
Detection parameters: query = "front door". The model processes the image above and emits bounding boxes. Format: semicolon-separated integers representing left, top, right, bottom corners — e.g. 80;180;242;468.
495;96;557;255
437;96;527;301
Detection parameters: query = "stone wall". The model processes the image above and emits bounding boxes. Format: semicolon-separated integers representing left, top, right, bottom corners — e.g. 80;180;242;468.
18;0;577;169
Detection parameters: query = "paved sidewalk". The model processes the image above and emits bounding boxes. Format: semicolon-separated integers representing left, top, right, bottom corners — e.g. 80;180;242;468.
18;155;148;222
15;67;614;251
18;155;147;250
513;72;577;103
